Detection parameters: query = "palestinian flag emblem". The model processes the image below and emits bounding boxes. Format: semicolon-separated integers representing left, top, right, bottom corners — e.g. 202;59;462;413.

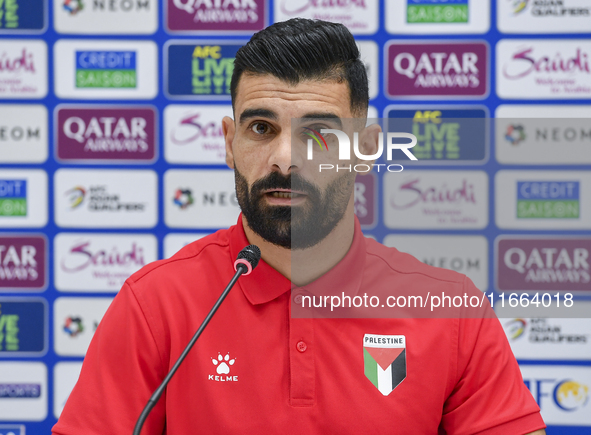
363;334;406;396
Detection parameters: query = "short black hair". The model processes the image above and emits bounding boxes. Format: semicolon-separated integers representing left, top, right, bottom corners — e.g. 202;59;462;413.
230;18;369;116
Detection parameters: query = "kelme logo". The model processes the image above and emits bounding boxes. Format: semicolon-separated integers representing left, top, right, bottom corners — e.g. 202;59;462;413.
75;51;136;88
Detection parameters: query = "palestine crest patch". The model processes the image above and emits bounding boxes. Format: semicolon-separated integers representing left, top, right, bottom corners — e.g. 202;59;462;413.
363;334;406;396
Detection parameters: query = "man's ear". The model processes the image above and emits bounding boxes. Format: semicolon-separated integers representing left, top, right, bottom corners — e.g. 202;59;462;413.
357;123;382;166
222;116;236;169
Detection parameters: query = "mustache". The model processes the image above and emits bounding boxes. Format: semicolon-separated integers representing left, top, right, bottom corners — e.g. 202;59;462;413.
250;172;320;197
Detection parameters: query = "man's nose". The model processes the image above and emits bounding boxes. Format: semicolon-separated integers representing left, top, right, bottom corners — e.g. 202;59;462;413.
268;130;303;174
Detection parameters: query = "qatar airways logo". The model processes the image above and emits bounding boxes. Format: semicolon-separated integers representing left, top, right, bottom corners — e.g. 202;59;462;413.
280;0;366;15
390;178;476;209
387;42;488;98
306;128;417;173
503;47;590;80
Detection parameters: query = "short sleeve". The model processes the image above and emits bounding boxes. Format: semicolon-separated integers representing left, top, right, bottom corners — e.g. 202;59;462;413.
52;281;167;435
439;277;546;435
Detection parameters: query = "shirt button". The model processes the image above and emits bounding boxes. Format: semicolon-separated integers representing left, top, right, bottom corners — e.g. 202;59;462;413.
296;341;307;353
294;294;303;304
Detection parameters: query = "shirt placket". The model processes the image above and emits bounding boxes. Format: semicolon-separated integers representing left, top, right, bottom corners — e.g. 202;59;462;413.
289;288;315;407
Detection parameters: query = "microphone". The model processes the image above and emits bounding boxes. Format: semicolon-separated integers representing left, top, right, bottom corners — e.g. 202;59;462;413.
133;245;261;435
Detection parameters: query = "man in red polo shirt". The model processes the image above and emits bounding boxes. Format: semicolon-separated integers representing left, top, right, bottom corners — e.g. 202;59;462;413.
53;19;546;434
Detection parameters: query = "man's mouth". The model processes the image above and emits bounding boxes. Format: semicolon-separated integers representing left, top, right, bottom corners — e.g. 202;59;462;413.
268;191;304;199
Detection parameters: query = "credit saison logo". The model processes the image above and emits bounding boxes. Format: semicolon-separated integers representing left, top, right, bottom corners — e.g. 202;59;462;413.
407;0;468;23
192;45;233;95
306;128;417;173
517;181;579;219
0;179;26;217
75;50;136;88
0;383;41;398
66;185;145;211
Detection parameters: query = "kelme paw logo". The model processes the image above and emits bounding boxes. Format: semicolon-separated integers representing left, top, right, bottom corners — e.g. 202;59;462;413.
212;353;235;375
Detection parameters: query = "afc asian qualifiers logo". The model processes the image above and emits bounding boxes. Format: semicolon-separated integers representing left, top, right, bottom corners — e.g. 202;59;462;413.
209;352;237;382
363;334;406;396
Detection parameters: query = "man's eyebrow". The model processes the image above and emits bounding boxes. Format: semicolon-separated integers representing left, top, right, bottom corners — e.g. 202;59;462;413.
239;108;277;124
300;112;342;128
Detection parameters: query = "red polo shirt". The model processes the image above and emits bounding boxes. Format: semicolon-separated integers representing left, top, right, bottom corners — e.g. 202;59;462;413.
53;217;545;435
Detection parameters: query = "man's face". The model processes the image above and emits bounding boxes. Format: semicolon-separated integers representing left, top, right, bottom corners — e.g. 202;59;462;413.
223;73;359;250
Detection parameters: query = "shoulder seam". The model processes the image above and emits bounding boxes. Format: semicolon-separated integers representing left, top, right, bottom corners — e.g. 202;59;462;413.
129;238;230;285
366;250;464;284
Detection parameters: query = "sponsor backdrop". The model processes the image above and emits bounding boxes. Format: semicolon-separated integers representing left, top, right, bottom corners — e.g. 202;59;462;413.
0;0;590;432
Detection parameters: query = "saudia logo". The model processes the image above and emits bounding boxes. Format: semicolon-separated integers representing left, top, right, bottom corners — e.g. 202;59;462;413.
192;45;233;95
306;128;417;173
209;352;237;382
280;0;366;15
407;0;468;24
75;51;137;88
517;181;579;219
393;50;480;88
0;48;35;74
60;240;146;273
390;178;476;209
170;112;224;145
502;47;590;80
173;0;259;23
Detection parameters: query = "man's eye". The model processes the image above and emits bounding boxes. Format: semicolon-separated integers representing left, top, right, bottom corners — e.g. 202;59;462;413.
251;122;270;135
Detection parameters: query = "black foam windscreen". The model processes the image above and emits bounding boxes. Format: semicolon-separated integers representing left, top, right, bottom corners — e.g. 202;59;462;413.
237;245;261;270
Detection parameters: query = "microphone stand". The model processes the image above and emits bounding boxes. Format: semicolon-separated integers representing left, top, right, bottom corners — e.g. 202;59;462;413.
133;264;248;435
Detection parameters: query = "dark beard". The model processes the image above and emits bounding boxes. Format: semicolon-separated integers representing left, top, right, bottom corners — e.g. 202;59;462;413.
234;167;353;250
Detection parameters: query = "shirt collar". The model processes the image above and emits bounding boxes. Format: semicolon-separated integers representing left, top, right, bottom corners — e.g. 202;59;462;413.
229;214;366;305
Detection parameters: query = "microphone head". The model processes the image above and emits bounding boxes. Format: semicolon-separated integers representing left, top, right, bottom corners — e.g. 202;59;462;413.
234;245;261;276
